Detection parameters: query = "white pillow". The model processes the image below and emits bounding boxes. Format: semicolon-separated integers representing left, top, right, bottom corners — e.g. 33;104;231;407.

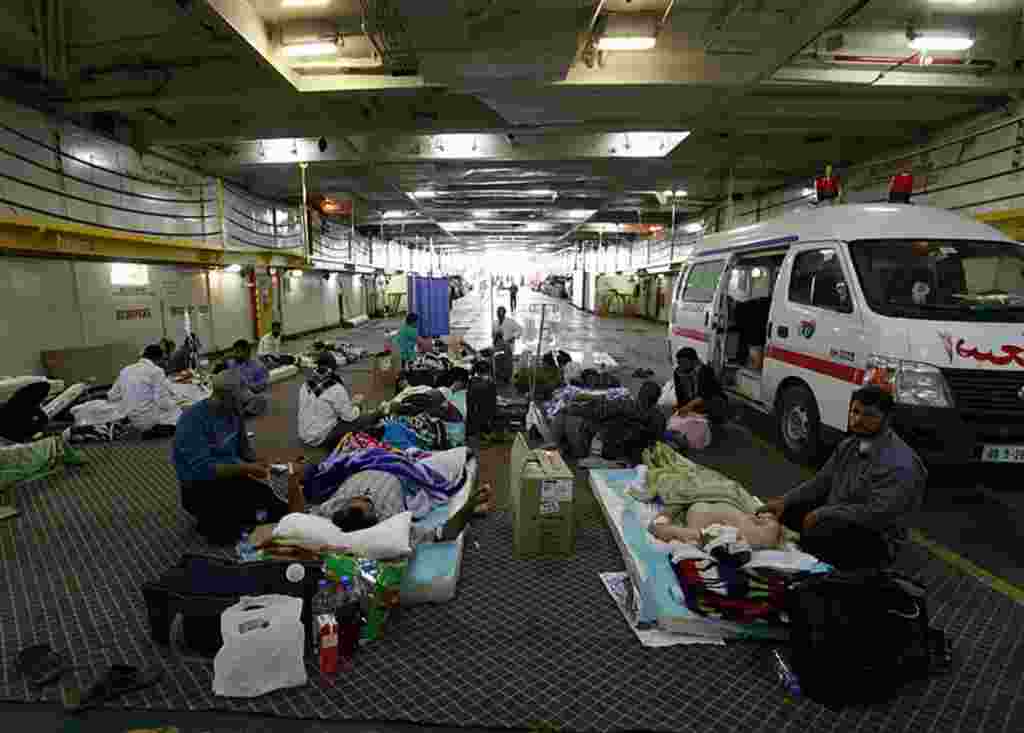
272;511;413;560
419;447;467;484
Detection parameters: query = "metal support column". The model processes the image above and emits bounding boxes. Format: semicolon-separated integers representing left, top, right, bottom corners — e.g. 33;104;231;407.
669;196;677;263
722;167;736;231
299;163;310;264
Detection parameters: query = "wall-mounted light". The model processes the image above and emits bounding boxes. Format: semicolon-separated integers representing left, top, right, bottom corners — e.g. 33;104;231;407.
224;264;243;273
382;210;408;219
907;32;974;52
281;40;339;58
801;187;815;197
596;13;659;51
290;269;304;278
471;210;493;218
412;190;437;198
684;222;705;234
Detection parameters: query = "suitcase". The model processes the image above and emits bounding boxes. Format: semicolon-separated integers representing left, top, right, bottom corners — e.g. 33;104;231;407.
141;554;323;657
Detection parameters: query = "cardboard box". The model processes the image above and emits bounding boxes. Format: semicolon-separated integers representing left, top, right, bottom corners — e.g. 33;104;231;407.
510;433;576;559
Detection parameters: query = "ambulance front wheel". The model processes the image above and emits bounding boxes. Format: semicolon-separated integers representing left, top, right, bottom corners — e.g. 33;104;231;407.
778;384;822;465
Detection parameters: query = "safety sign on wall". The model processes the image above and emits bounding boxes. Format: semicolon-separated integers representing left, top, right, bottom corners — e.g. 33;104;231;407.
116;307;153;321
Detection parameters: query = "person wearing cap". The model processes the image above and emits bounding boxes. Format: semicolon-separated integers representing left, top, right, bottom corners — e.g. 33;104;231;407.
672;347;728;424
757;385;927;570
172;370;290;543
106;343;181;438
297;351;379;448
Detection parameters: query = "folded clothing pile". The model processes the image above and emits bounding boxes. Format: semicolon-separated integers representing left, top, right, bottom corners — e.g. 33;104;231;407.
670;538;829;625
543;385;632;419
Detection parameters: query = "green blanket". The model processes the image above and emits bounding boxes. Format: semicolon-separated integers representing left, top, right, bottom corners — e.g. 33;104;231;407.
631;443;764;520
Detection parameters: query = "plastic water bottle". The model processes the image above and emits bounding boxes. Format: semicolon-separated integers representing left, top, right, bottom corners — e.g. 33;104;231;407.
773;650;802;700
236;531;259;562
313;580;339;682
334;576;362;672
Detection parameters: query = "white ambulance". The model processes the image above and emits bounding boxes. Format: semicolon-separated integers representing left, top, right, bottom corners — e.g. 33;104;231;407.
667;203;1024;466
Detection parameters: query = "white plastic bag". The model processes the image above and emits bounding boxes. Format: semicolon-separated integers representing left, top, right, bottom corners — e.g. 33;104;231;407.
657;379;676;411
213;595;307;698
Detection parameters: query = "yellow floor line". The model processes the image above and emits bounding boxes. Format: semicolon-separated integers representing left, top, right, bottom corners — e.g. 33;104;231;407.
910;529;1024;604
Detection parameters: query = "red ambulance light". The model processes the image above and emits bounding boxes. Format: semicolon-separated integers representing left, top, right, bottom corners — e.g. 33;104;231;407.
815;176;839;202
889;172;914;204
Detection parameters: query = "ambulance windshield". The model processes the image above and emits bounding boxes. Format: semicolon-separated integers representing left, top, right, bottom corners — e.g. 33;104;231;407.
849;239;1024;323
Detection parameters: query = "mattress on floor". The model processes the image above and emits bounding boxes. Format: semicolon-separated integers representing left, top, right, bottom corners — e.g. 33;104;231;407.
269;365;300;384
589;468;788;642
400;457;477;606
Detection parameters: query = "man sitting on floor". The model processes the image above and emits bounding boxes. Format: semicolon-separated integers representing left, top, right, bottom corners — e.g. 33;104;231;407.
256;321;295;367
107;344;181;439
249;460;494;551
672;347;728;424
172;371;291;544
214;340;269;416
756;385;927;570
298;351;380;448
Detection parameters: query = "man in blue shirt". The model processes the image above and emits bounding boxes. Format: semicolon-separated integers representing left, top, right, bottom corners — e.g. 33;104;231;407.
172;370;287;543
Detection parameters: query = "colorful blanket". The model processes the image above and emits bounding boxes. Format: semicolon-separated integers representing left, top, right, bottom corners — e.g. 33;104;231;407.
303;446;455;504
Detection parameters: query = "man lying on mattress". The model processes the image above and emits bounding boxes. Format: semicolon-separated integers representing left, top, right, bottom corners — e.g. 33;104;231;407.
247;451;493;555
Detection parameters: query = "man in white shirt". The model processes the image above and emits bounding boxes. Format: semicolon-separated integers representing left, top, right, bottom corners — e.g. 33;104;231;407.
257;321;283;357
108;344;182;437
492;306;521;384
493;306;522;344
298;351;380;447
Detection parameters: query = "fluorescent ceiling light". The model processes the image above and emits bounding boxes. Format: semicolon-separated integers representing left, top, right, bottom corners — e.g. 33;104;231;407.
224;264;243;273
472;210;493;218
596;37;656;51
684;222;704;234
801;187;815;197
662;189;687;197
567;210;594;219
281;0;330;7
526;189;555;196
291;57;382;69
908;35;974;52
412;190;437;198
281;41;339;58
382;210;408;219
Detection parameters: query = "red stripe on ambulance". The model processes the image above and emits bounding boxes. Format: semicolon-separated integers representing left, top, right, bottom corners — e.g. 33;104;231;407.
672;327;709;343
766;345;865;385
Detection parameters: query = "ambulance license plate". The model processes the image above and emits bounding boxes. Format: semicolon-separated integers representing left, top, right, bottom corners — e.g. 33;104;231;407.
981;445;1024;463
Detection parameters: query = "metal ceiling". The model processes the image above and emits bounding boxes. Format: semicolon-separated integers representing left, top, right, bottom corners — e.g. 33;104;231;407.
0;0;1020;251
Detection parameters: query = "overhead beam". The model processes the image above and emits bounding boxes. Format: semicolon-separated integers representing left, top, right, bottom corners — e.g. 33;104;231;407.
767;67;1024;92
199;0;299;89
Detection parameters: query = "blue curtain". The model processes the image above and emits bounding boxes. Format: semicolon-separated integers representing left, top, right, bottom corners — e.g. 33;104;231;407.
407;275;450;338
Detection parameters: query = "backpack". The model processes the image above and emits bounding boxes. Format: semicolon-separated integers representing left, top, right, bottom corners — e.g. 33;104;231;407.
786;570;953;706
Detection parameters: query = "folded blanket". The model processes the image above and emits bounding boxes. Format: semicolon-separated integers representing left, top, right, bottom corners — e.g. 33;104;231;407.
632;442;763;516
304;446;455;504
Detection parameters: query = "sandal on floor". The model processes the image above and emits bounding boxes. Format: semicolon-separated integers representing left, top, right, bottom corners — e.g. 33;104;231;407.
65;664;163;713
17;644;67;687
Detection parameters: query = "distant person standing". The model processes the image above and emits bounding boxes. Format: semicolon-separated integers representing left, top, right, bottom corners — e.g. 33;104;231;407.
509;281;519;312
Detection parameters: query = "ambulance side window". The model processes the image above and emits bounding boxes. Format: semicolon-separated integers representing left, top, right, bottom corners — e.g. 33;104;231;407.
788;249;853;314
682;260;726;304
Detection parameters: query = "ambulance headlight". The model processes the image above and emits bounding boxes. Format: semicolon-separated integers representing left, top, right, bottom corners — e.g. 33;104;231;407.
863;355;954;408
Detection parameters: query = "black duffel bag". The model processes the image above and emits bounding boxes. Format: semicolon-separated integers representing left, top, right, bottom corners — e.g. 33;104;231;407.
786;569;953;707
141;554;323;657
